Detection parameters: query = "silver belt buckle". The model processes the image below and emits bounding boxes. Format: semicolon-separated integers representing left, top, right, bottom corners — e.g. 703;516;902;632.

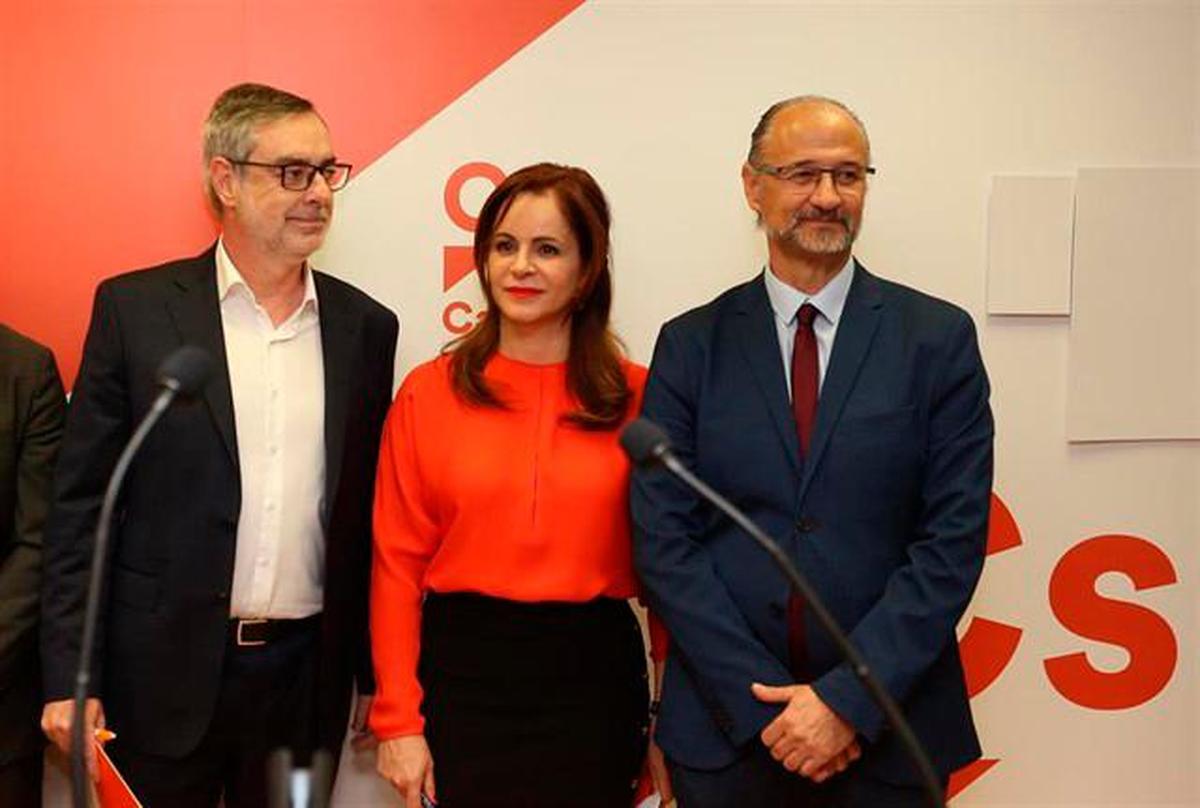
235;618;268;647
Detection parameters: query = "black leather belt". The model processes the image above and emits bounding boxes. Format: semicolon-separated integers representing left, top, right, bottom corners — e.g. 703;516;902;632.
229;614;321;647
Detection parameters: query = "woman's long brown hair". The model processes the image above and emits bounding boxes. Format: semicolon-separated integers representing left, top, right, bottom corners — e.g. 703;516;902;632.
446;163;631;431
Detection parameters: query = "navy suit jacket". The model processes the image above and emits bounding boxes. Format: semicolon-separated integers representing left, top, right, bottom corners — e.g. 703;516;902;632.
631;263;993;783
41;246;398;758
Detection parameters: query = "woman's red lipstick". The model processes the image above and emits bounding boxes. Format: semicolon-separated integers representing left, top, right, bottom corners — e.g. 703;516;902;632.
505;287;543;298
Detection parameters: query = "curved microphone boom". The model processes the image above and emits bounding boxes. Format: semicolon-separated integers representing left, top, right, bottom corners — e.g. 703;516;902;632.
70;346;214;808
622;416;946;808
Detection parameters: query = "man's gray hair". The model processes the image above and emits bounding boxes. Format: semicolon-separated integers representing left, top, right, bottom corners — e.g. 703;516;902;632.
747;95;871;166
202;82;315;214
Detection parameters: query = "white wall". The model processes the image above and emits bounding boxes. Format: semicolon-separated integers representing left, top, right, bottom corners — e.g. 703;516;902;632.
323;2;1198;805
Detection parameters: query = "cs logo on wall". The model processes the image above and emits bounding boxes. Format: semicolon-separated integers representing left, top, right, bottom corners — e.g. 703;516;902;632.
441;162;506;335
950;495;1179;798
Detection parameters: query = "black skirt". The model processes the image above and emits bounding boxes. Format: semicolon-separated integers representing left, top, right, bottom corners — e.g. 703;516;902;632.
419;592;650;808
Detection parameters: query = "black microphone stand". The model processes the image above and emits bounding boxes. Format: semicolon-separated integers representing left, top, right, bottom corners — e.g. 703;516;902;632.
632;424;946;808
70;347;212;808
69;387;177;808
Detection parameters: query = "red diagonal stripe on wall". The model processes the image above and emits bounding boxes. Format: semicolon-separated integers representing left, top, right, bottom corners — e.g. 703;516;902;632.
0;1;583;384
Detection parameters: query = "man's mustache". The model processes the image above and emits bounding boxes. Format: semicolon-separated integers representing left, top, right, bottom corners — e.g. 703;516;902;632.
792;212;849;228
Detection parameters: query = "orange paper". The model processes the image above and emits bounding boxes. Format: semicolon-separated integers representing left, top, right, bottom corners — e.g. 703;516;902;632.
93;740;142;808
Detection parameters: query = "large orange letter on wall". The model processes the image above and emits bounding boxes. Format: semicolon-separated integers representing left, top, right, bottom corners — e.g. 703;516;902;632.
1044;534;1178;709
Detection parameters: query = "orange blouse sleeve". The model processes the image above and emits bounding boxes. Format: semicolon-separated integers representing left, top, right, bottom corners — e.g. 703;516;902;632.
369;370;442;739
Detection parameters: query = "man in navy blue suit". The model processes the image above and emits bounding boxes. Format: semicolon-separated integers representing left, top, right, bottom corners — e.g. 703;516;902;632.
631;96;994;806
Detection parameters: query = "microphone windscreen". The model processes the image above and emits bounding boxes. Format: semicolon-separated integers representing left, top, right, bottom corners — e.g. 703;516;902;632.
157;346;214;397
619;417;671;466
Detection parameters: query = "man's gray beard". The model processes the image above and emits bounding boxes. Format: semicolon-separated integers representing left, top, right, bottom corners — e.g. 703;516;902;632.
774;218;856;255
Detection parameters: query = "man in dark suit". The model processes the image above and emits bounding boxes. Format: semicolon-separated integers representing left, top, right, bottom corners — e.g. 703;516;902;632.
631;96;993;806
40;83;398;806
0;325;66;806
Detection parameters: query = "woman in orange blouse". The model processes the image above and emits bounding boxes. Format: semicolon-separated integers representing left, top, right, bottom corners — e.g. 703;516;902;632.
371;163;665;808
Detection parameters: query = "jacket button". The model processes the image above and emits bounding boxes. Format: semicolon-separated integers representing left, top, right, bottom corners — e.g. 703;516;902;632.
796;516;819;533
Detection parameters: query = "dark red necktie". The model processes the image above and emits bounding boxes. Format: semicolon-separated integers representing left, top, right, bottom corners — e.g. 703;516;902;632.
787;302;819;679
791;303;819;455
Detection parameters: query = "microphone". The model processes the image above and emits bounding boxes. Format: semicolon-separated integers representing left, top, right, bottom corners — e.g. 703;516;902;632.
618;417;671;466
622;416;946;808
156;344;214;397
70;347;214;808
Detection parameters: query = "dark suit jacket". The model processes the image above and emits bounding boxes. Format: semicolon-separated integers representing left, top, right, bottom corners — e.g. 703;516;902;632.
41;246;397;758
0;324;66;764
631;264;993;783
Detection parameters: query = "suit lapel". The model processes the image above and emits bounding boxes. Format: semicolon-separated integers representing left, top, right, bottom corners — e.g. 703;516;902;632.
166;246;239;467
798;263;883;502
733;276;802;476
314;272;360;527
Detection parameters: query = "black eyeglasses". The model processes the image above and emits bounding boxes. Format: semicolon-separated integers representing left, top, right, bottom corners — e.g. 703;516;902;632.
752;162;875;192
226;159;352;191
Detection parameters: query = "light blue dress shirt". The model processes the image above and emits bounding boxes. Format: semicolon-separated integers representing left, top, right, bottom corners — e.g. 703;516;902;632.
762;257;856;398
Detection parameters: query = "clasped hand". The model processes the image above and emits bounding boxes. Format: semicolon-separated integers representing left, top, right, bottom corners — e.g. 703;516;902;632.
751;682;860;782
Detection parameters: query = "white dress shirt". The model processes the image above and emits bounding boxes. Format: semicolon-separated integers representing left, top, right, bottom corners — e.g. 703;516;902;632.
217;240;326;619
762;258;856;398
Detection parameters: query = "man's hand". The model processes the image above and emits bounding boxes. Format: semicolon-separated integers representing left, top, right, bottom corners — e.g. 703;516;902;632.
41;698;106;781
750;683;860;782
377;734;436;808
349;694;377;751
806;740;862;782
